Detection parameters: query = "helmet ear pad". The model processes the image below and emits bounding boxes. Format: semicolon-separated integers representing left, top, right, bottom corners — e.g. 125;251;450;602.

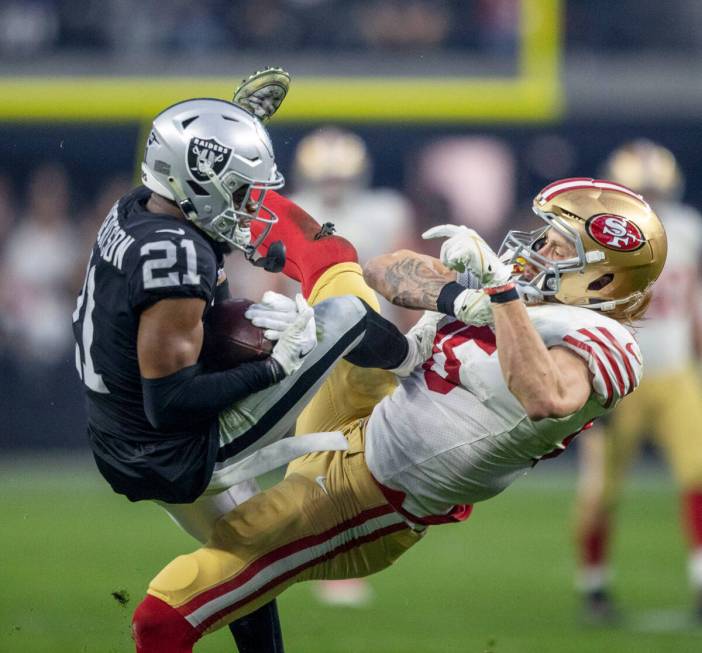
587;273;614;292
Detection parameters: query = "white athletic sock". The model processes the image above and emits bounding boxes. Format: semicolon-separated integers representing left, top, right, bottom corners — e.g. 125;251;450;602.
576;564;611;593
688;548;702;589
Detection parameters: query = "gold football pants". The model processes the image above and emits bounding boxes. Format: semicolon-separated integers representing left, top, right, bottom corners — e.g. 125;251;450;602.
145;263;423;635
579;367;702;506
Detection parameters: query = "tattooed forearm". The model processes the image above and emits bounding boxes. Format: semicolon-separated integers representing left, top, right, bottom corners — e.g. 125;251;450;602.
364;250;456;311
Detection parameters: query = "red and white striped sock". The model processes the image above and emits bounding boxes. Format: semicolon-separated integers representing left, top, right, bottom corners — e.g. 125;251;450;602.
577;518;610;593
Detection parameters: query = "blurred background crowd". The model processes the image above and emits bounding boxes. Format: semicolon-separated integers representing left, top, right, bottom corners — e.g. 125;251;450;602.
1;0;702;451
2;0;702;57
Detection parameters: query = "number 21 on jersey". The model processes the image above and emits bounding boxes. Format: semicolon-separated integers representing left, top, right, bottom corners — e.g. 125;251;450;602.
73;239;201;394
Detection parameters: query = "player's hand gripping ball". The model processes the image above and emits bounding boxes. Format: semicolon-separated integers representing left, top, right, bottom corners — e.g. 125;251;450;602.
200;299;273;371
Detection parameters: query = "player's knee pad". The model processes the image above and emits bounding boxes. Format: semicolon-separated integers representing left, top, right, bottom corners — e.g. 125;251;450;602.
148;551;221;600
132;594;197;653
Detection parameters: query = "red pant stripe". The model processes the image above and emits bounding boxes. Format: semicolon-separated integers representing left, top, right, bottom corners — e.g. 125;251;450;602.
177;503;395;615
195;521;408;633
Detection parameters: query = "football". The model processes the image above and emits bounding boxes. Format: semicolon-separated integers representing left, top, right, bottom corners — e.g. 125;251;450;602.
200;298;273;371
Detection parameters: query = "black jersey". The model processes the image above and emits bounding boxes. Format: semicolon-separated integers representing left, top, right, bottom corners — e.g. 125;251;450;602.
72;187;225;503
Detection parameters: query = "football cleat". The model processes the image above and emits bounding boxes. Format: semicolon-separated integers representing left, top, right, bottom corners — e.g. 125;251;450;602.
233;67;290;122
580;589;620;626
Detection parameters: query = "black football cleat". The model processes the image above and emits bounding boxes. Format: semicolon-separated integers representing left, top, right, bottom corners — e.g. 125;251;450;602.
580;589;620;626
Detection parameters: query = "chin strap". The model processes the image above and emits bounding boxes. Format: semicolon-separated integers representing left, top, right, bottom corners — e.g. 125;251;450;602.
166;176;199;222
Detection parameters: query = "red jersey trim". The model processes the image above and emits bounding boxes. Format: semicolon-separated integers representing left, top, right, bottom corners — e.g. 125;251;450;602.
563;334;614;407
371;474;473;526
595;326;637;390
579;328;626;397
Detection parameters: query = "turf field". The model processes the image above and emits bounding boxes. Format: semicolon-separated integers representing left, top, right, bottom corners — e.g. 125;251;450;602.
2;456;700;653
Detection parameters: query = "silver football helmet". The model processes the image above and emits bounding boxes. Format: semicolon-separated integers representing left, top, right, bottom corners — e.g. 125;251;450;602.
141;98;284;256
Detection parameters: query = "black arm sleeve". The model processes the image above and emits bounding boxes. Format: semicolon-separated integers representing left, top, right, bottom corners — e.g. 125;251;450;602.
142;358;285;431
343;299;409;370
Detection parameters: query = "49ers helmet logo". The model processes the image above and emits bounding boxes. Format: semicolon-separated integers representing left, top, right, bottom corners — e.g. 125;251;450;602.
187;137;232;183
586;214;646;252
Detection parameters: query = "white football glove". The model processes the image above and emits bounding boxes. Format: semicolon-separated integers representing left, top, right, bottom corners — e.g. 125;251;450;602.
452;288;493;326
245;291;298;335
390;311;442;377
267;294;317;376
423;224;512;290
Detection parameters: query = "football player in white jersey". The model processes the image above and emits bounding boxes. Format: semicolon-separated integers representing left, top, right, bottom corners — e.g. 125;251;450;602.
573;141;702;622
131;178;666;652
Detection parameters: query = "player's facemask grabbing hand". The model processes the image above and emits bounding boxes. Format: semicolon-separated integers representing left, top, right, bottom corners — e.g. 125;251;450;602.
141;98;285;268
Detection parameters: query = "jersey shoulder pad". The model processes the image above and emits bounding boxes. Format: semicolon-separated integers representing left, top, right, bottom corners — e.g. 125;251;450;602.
529;305;643;408
124;218;219;313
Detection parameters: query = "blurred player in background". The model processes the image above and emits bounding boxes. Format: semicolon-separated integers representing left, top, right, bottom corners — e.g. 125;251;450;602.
292;127;416;328
291;126;415;605
573;140;702;623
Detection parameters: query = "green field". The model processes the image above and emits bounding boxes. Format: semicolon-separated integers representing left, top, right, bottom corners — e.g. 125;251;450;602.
2;457;700;653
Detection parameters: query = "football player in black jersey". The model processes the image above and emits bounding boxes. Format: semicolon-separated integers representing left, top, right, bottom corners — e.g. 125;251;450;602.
72;94;305;653
73;82;419;650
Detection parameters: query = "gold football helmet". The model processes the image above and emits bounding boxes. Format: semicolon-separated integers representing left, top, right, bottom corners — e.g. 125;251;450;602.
292;127;370;188
602;139;683;200
500;178;667;320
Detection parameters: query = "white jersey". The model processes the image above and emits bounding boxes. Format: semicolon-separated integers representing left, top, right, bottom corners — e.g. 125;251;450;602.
636;200;702;374
365;304;642;520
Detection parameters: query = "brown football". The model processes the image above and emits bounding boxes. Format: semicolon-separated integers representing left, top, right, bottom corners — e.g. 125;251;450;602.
200;298;273;371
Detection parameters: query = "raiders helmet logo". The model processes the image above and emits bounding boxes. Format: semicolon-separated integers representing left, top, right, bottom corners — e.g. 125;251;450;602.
586;214;646;252
187;137;232;183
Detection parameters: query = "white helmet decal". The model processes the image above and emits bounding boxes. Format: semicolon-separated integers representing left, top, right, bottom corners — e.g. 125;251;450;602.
586;214;646;252
187;137;233;183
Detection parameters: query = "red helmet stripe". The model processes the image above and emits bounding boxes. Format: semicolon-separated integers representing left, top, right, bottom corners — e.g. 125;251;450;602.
539;177;592;196
538;177;649;208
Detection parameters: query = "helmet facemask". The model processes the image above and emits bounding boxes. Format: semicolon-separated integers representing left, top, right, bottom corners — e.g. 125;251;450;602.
166;160;284;256
500;209;592;304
